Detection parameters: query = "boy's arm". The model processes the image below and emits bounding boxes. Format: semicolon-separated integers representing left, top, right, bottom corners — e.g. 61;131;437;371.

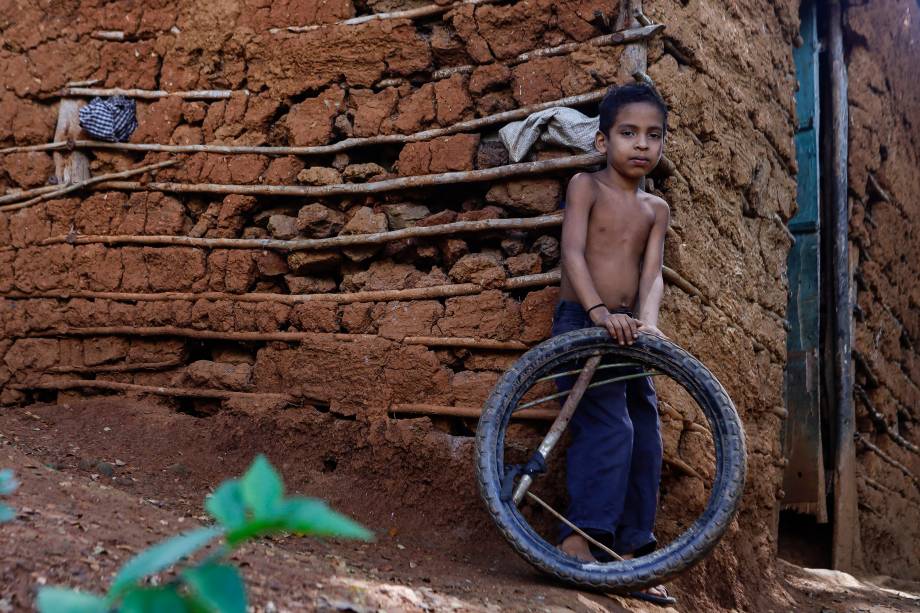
636;198;670;334
560;173;606;311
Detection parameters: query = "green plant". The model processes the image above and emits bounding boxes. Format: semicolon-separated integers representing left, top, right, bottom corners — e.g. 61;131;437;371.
37;455;372;612
0;468;17;523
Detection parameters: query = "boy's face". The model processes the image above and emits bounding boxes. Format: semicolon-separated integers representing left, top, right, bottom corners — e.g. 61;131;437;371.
594;102;665;180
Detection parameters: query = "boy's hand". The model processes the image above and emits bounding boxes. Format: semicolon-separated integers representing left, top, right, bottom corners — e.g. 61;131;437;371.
590;309;639;345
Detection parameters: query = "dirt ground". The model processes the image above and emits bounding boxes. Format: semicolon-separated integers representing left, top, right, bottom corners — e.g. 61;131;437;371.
1;400;917;612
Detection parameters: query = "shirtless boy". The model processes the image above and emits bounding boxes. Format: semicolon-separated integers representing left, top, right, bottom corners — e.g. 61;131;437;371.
552;83;673;605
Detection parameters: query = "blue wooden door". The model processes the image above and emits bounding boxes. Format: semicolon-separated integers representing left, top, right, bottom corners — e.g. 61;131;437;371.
782;0;827;522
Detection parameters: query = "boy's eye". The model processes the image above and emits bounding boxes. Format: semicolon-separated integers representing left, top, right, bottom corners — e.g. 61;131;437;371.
620;130;635;136
649;133;662;139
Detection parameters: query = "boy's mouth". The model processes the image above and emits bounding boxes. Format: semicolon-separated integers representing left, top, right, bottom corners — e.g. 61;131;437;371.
628;157;651;166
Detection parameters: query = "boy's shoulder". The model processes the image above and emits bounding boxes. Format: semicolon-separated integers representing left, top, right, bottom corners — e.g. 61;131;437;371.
638;190;670;212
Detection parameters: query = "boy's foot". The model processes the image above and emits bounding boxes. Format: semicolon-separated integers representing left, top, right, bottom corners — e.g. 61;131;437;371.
560;537;677;604
559;534;597;562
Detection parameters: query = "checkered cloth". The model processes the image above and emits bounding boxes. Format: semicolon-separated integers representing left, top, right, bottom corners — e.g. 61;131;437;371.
78;96;138;142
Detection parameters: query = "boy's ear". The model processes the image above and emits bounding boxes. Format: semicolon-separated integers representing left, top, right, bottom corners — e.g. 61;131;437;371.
594;131;607;153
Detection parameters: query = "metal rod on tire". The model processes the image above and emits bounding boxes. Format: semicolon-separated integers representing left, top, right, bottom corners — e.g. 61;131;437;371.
526;491;624;561
517;370;660;410
512;355;602;504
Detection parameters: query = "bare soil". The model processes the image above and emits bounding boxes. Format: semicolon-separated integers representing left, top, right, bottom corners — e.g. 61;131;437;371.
1;400;918;612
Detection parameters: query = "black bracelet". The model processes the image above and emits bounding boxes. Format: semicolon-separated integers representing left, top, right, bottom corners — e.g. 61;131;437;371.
586;302;607;315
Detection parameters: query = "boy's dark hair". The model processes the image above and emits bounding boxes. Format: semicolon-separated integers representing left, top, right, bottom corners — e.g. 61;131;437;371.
597;83;668;136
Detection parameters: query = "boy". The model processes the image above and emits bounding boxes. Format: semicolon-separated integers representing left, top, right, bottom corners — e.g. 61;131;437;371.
552;83;673;605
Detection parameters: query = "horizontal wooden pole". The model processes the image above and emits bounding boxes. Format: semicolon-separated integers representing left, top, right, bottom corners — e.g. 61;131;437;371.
403;336;527;350
275;0;501;33
60;87;241;100
0;184;60;205
92;153;604;198
48;359;183;374
390;403;706;477
15;379;294;402
0;160;178;212
390;403;559;420
3;266;703;308
39;213;563;252
2;271;559;306
28;326;529;350
431;24;664;80
0;89;608;157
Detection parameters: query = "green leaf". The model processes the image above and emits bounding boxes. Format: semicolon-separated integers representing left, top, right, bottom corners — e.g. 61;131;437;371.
119;586;191;613
281;497;373;541
183;563;247;613
240;455;283;519
110;526;222;596
0;469;17;495
36;587;107;613
0;503;14;523
224;518;280;546
205;480;247;530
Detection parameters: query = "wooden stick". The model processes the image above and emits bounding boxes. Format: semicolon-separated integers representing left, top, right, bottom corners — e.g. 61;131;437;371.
393;402;709;482
22;89;605;157
275;0;501;33
60;87;240;100
513;355;602;504
431;24;663;80
14;379;294;402
0;142;67;155
0;185;60;205
53;99;90;185
390;403;559;421
856;432;920;491
91;30;126;41
659;404;710;434
394;403;707;439
40;213;562;252
0;160;178;212
859;472;920;509
94;153;605;198
30;326;528;351
3;86;609;158
3;266;701;308
662;267;707;303
1;272;559;306
855;386;919;455
31;327;377;343
665;455;704;480
48;359;184;374
404;336;527;350
511;24;664;65
66;78;102;88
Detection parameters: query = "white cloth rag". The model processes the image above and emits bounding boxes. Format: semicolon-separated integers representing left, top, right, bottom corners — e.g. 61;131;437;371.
499;107;599;162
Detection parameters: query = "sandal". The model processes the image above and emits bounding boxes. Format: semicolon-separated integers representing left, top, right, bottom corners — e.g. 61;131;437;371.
628;587;677;606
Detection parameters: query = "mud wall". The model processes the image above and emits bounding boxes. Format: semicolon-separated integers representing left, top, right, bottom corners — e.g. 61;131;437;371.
846;0;920;580
0;0;799;607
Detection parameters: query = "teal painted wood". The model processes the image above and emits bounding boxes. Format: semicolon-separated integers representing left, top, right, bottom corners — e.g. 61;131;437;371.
790;1;821;229
782;0;826;520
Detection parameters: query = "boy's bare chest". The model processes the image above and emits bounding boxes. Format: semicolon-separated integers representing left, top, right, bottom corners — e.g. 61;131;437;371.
586;200;654;250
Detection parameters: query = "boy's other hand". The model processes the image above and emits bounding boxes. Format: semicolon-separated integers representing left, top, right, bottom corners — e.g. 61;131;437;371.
637;321;668;339
590;310;639;345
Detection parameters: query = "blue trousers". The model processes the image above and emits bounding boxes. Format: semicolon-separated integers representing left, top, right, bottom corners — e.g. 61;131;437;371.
551;300;662;554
